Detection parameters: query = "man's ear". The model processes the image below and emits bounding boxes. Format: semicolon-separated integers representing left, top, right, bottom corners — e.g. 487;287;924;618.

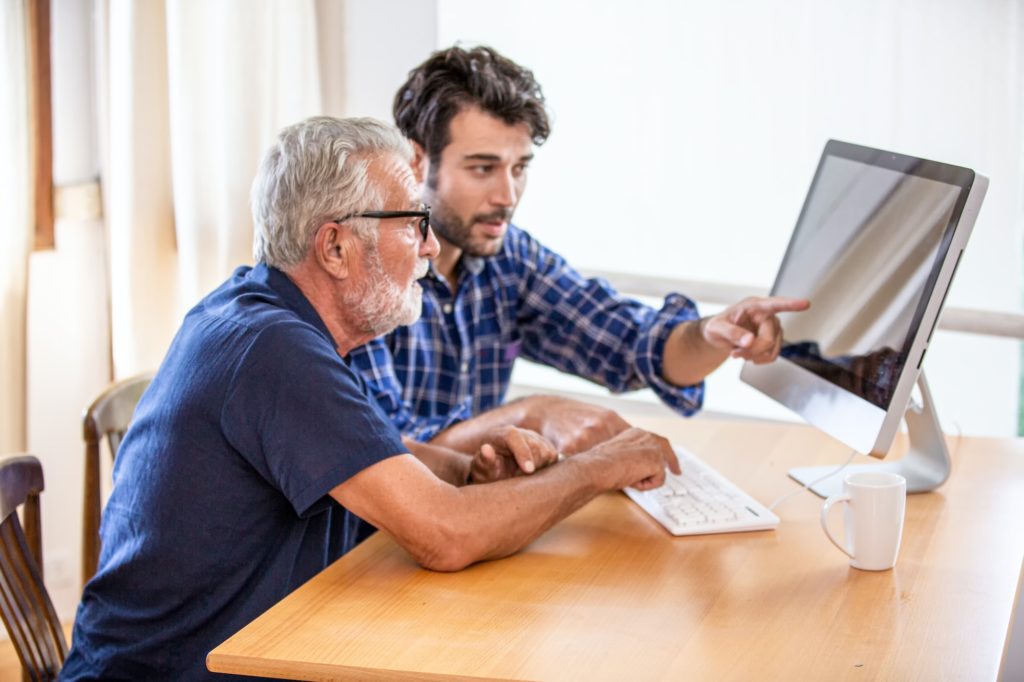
410;141;429;185
314;221;354;279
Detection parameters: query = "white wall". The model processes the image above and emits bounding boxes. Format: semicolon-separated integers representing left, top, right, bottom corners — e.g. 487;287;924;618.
333;0;438;120
434;0;1023;437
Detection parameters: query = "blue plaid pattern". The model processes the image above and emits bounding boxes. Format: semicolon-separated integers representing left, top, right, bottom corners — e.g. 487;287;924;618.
347;225;704;441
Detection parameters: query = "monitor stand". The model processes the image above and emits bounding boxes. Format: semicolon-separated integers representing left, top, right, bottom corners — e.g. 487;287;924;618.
788;372;951;499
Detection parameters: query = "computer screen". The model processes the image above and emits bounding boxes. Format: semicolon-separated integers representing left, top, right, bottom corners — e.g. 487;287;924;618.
741;139;987;496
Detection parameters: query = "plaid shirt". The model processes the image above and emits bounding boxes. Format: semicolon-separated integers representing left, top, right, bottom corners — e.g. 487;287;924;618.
347;225;704;442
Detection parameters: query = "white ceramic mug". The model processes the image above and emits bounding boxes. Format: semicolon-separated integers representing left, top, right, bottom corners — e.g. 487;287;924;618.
820;471;907;571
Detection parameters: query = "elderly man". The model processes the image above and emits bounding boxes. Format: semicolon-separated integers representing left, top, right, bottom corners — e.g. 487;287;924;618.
60;117;678;681
348;45;808;458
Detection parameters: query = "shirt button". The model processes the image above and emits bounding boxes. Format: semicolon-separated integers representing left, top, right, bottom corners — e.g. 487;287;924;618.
460;361;469;373
442;303;453;314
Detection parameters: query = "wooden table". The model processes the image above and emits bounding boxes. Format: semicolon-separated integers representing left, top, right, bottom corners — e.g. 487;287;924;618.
207;416;1024;681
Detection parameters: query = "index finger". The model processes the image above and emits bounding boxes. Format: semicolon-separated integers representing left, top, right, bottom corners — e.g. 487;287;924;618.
664;447;681;476
744;296;810;316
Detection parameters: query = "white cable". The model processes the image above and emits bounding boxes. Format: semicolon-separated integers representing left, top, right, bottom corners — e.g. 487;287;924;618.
768;449;858;511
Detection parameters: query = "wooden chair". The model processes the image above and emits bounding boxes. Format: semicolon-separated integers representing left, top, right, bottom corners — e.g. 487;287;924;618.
0;455;67;681
81;373;152;584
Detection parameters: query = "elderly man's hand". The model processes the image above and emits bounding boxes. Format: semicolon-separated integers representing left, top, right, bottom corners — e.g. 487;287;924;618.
702;296;810;364
581;427;680;491
468;426;560;484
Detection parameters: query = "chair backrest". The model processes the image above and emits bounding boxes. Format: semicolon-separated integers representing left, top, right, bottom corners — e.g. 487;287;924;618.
81;373;153;584
0;455;66;681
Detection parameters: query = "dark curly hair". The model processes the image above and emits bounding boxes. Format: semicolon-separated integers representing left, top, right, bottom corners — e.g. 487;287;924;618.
393;45;551;167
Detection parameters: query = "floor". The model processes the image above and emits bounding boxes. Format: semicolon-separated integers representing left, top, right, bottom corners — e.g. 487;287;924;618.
0;622;73;678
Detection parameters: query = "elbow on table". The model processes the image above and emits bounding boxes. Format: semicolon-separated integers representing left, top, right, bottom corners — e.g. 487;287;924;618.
415;548;475;573
402;523;482;573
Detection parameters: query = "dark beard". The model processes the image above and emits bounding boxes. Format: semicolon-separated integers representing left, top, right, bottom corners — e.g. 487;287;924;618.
428;203;513;258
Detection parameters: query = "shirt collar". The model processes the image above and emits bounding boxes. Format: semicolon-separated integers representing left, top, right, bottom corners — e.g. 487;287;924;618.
461;254;486;275
251;263;335;343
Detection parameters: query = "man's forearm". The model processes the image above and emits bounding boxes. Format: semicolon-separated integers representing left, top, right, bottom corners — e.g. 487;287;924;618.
660;319;730;387
442;455;606;564
426;398;535;453
403;437;472;486
406;428;669;570
427;394;630;458
661;297;809;386
381;454;609;572
334;429;672;573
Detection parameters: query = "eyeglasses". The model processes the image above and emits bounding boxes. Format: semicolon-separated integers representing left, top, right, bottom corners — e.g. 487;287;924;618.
335;207;431;242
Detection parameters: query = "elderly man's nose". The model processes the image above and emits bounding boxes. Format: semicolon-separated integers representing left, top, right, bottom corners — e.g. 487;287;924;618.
421;226;440;258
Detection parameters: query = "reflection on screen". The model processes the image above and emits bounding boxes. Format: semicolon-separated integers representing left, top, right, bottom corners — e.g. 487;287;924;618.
773;156;961;409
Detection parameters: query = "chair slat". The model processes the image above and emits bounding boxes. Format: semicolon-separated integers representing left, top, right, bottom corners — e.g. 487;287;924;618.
0;456;66;681
81;373;152;584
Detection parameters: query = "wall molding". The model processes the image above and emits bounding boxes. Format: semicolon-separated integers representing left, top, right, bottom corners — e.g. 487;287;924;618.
584;269;1024;341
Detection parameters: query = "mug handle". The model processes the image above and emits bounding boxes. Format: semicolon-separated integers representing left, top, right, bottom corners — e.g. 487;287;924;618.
820;493;854;559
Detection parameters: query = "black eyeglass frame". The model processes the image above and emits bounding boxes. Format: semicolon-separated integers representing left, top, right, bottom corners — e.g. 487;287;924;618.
335;208;431;242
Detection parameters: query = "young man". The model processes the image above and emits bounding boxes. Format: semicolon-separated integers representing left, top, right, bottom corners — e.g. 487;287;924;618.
348;46;808;457
60;117;678;680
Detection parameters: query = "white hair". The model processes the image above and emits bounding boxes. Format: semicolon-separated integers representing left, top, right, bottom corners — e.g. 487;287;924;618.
251;116;413;268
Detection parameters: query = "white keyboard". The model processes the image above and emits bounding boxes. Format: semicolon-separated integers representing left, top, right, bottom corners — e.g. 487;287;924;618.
624;446;779;536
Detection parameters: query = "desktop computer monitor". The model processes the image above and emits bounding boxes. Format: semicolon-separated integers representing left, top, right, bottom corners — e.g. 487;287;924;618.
740;139;988;498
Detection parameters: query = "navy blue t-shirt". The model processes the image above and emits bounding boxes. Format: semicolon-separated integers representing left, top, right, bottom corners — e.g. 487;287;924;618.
61;264;407;681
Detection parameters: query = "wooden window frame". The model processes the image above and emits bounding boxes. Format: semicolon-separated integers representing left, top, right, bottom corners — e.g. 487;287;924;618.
26;0;53;250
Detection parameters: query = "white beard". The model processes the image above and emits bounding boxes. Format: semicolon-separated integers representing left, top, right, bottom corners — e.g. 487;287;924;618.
344;247;425;337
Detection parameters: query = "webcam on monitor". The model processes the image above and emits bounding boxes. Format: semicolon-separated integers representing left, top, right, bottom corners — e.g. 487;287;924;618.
741;139;988;498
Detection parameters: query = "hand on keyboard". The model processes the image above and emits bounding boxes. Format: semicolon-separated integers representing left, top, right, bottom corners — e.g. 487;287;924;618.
582;428;681;491
625;446;779;536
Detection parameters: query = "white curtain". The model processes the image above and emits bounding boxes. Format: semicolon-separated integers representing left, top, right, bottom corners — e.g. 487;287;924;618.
0;0;31;454
99;0;178;377
98;0;325;378
166;0;323;311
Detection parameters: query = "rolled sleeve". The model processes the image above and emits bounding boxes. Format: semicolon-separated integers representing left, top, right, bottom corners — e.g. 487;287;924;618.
516;228;706;418
634;293;705;416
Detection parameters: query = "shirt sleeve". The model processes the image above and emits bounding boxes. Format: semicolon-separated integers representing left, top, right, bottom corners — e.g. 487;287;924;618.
346;336;475;442
511;230;704;416
220;321;408;516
